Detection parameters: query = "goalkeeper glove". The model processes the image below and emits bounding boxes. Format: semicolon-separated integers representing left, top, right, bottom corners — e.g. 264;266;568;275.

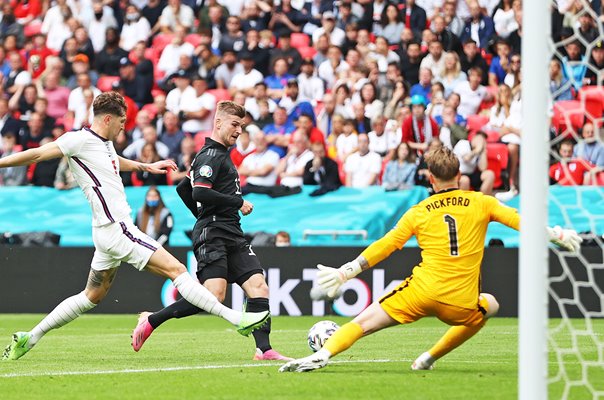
547;226;583;253
317;260;363;298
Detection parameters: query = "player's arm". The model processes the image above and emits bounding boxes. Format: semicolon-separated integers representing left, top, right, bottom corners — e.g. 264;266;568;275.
176;177;198;217
118;156;177;173
316;210;414;297
0;141;63;168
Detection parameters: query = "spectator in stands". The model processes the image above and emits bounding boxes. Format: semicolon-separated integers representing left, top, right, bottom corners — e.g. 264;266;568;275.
194;43;220;89
443;0;464;38
561;39;588;92
275;231;291;247
134;142;169;186
399;40;424;86
352;102;372;135
242;29;270;76
489;39;511;87
120;4;151;52
41;0;73;52
356;82;384;121
263;106;294;158
460;38;489;85
370;36;401;73
313;11;345;47
575;122;604;168
375;4;404;45
549;59;573;101
550;140;599;186
118;57;152;107
66;54;99;90
404;0;428;36
414;137;443;191
454;67;489;118
410;67;433;101
30;136;61;186
67;73;101;125
427;82;446;121
180;75;216;136
265;58;295;99
198;1;227;33
59;37;79;79
214;49;243;89
281;79;316;125
460;0;495;50
333;83;353;119
39;71;69;120
95;27;128;77
382;142;417;191
267;32;301;76
170;135;196;184
34;98;56;133
0;98;21;137
439;52;468;98
157;25;195;78
28;33;54;80
577;12;598;46
87;0;118;53
277;129;314;188
420;39;446;80
244;82;276;120
228;51;264;96
402;94;439;155
493;0;517;39
166;69;195;115
494;90;522;202
239;130;281;193
0;131;27;186
344;132;382;188
219;15;245;54
159;112;186;161
268;0;306;38
241;2;269;32
19;112;50;150
316;92;336;137
504;53;521;94
439;104;469;149
312;33;330;68
135;186;173;246
230;124;256;167
297;58;324;104
9;83;37;121
368;116;398;159
432;14;462;55
318;45;350;90
124;125;170;160
160;0;195;33
73;26;95;65
54;155;77;190
303;140;341;196
584;41;604;86
454;131;495;196
5;52;32;95
336;118;358;162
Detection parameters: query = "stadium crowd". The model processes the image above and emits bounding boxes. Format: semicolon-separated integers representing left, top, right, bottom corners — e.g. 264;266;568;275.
0;0;603;202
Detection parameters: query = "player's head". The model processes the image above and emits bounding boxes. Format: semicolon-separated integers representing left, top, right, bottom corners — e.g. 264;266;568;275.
425;146;461;188
92;91;127;140
214;100;246;147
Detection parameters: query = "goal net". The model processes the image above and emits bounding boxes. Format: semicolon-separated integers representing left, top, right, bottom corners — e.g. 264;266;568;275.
524;0;604;398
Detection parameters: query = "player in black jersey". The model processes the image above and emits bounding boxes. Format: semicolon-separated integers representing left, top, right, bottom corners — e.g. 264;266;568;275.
132;101;291;361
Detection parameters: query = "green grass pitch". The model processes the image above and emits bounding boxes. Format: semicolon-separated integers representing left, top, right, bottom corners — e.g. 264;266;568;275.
0;315;602;400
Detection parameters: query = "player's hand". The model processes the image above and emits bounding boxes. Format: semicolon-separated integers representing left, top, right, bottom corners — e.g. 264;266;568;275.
316;264;346;298
547;226;583;253
240;200;254;215
146;160;177;174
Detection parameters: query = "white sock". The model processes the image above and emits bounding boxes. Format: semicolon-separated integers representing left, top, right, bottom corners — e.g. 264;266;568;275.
29;292;96;347
315;348;331;361
172;272;241;325
417;351;435;366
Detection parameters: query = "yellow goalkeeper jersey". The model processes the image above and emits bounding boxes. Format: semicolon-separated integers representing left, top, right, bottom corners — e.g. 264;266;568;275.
361;188;520;309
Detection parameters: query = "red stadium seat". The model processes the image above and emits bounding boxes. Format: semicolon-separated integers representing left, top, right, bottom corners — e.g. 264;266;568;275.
185;33;203;47
484;129;501;143
298;46;317;60
552;100;584;136
290;33;310;48
466;114;489;134
194;131;212;151
486;143;509;189
141;103;158;119
24;20;42;37
151;88;166;98
96;76;120;92
207;89;232;102
152;34;174;54
578;85;604;120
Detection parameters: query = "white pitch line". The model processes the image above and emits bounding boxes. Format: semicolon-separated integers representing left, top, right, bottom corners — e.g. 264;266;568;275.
0;359;395;378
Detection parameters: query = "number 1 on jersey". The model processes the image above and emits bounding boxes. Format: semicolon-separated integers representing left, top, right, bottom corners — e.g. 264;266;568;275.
444;214;459;256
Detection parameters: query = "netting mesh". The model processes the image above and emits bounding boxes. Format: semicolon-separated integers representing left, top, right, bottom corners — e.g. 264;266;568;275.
546;1;604;398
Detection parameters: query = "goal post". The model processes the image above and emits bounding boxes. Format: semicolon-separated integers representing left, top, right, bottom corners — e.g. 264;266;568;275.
519;0;551;399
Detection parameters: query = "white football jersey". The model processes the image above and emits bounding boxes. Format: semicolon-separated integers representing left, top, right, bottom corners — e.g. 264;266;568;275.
56;127;131;227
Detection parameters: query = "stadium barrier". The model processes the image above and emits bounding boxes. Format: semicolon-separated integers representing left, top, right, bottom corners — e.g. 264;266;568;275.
1;246;600;317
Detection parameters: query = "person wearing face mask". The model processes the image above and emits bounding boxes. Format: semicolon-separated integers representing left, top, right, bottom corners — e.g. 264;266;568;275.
87;0;118;53
120;5;151;52
135;186;174;245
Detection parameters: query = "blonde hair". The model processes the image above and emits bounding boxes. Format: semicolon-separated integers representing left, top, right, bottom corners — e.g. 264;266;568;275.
216;101;246;118
425;146;460;181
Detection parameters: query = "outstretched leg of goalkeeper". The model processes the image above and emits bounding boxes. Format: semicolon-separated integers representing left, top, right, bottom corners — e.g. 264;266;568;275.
412;293;499;370
279;302;398;372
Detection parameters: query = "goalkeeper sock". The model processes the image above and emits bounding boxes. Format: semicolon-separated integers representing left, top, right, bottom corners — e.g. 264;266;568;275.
246;297;271;353
322;322;364;357
148;298;201;329
428;324;484;360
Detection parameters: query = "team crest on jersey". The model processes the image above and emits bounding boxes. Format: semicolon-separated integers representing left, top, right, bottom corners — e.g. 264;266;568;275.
199;165;213;178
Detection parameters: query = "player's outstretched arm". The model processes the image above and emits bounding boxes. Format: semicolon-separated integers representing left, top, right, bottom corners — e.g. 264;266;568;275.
0;142;63;168
547;226;583;253
118;156;177;173
316;256;368;298
176;177;199;217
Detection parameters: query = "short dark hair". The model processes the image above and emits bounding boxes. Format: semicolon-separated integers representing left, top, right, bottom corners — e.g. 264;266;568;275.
93;92;126;117
216;101;245;118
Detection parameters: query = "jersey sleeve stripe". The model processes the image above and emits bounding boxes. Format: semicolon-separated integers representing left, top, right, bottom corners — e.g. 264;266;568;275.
193;182;213;188
72;157;102;187
119;222;158;251
92;187;116;223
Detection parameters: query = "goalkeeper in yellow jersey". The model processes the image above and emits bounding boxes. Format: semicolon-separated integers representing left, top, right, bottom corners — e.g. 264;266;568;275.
280;147;582;373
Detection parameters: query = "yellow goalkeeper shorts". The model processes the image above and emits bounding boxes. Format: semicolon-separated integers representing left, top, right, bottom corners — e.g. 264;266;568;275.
378;277;488;327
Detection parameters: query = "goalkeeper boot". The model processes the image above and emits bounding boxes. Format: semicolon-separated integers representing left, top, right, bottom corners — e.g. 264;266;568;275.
253;348;293;361
132;312;154;352
411;352;435;370
278;352;329;372
2;332;33;361
237;311;270;337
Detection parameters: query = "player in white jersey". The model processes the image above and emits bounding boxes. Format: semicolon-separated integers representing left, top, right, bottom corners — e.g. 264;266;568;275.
0;92;270;361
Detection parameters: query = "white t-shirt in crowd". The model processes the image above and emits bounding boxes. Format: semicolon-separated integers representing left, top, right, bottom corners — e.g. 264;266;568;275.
229;69;264;91
368;130;399;157
241;149;281;186
454;81;487;118
344;150;382;188
336;133;358;161
181;92;217;133
280;149;314;187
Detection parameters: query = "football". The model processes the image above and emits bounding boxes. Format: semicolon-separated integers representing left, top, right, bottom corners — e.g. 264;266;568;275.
307;320;340;352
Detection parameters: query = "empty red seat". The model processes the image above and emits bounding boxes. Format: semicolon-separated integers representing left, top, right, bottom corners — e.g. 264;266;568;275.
298;46;317;60
466;114;489;133
185;34;203;47
486;143;509;189
194;131;212;151
290;33;310;48
24;20;42;37
578;85;604;120
207;89;232;102
552;100;584;136
96;76;120;92
152;34;174;54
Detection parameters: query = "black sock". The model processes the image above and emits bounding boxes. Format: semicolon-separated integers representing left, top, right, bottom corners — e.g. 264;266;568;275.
148;298;201;329
246;297;271;353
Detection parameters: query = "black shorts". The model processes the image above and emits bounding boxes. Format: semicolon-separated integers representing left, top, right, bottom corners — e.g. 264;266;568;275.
193;226;263;286
463;170;483;190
